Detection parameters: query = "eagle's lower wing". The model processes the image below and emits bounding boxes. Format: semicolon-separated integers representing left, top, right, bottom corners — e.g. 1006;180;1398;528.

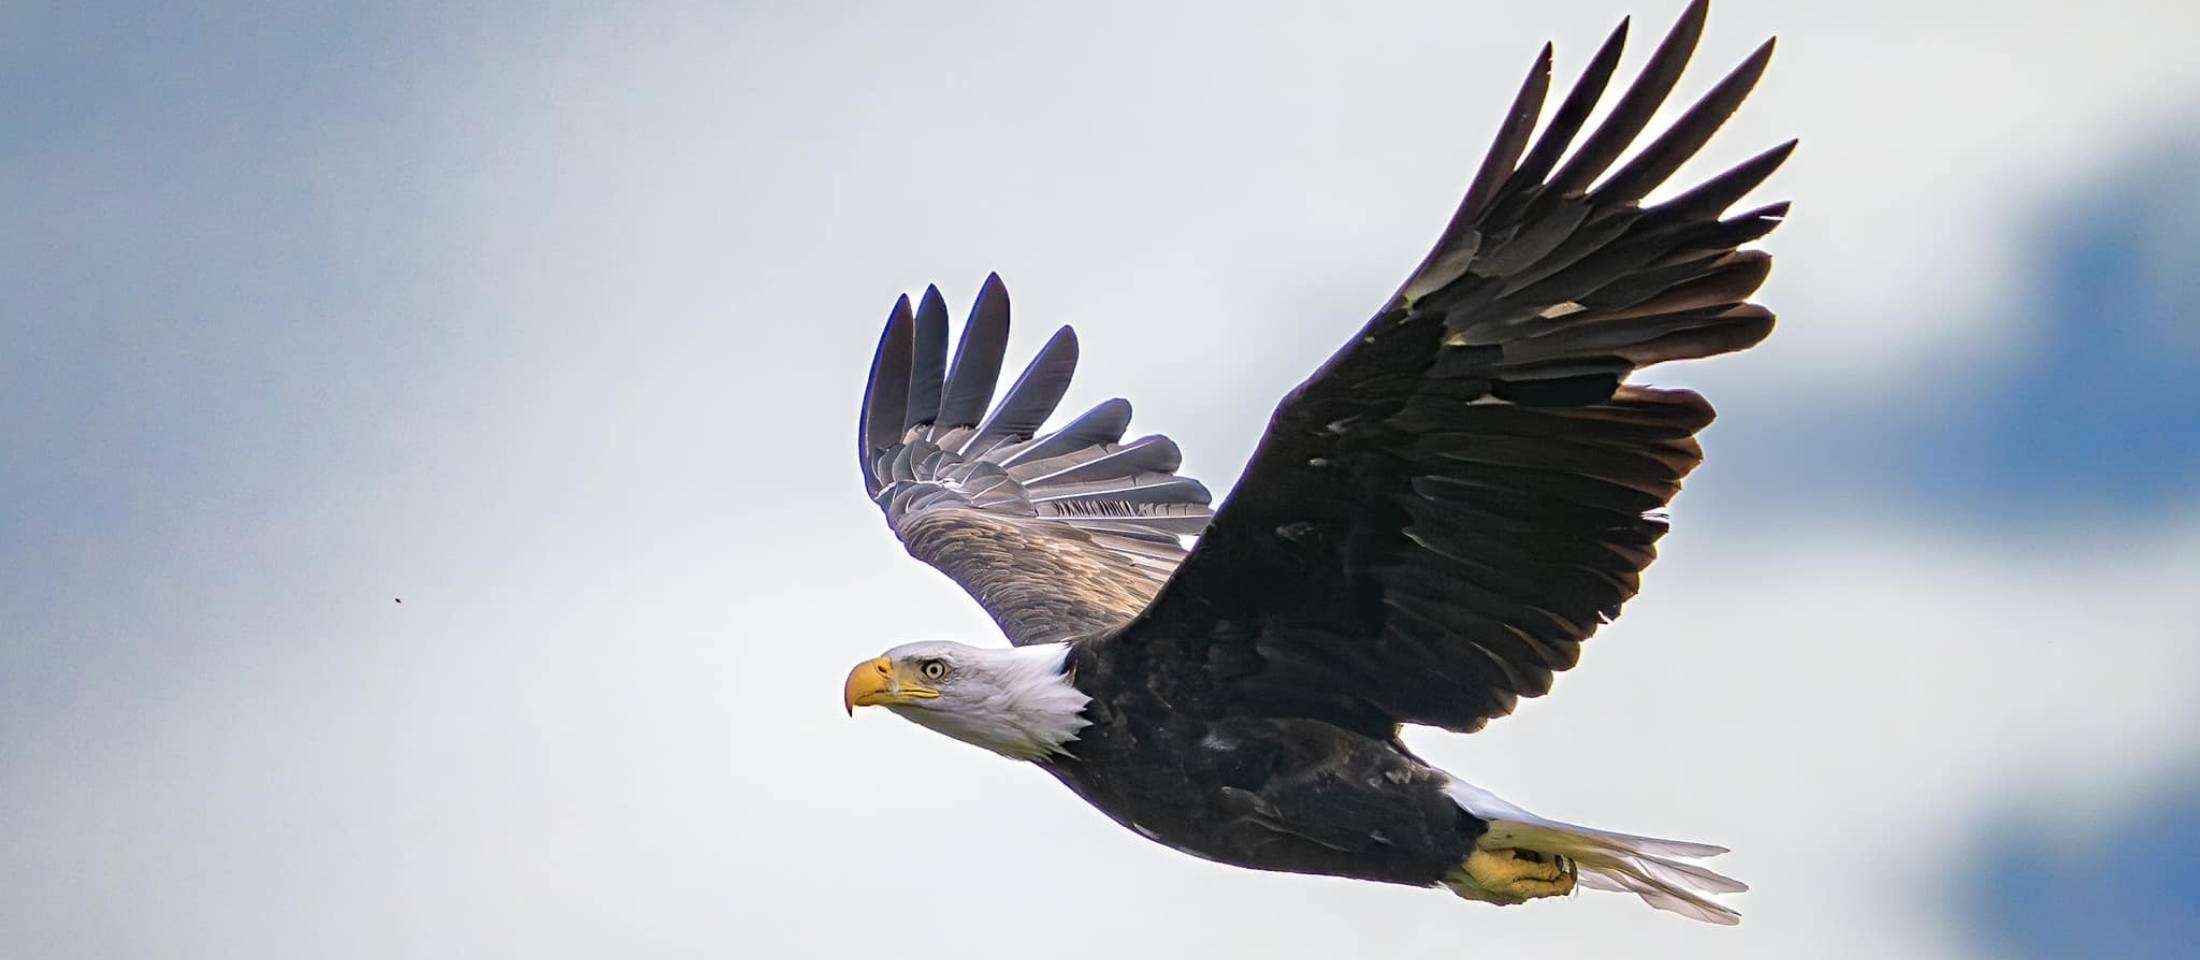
858;277;1212;645
1125;1;1790;734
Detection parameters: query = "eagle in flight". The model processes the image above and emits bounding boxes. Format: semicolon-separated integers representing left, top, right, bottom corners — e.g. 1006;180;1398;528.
844;0;1786;924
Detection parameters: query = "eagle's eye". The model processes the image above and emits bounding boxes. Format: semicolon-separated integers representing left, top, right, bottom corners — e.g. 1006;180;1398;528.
920;659;949;681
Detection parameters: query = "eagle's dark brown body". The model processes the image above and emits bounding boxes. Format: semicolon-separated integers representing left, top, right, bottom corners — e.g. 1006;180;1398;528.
1048;638;1480;887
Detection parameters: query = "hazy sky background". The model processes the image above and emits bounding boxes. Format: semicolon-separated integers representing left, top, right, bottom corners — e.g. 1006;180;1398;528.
7;1;2199;957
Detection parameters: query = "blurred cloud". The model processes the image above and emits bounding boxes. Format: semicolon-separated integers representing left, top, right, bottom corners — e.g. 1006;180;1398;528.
1698;120;2200;526
1956;767;2200;959
6;2;2200;958
1911;127;2200;512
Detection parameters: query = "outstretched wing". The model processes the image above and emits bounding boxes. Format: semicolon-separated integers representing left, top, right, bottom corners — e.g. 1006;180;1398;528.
857;275;1213;645
1124;0;1791;734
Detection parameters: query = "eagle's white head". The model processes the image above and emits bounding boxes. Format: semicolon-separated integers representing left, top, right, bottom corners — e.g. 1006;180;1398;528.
842;641;1091;761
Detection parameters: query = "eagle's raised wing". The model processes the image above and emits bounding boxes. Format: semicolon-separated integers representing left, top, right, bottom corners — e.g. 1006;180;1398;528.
857;276;1213;645
1123;0;1791;735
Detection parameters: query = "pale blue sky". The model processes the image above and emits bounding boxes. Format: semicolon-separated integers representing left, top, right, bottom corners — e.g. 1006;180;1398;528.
7;2;2198;957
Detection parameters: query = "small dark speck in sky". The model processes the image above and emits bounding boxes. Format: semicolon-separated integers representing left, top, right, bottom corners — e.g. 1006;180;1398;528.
394;598;402;604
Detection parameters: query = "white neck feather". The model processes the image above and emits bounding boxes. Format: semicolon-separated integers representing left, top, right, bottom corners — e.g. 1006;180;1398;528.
891;643;1091;761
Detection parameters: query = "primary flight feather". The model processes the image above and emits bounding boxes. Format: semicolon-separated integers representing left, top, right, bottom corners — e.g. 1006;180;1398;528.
845;0;1787;924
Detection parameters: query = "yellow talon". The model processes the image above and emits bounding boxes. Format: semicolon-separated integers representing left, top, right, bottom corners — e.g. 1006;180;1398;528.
1446;847;1577;904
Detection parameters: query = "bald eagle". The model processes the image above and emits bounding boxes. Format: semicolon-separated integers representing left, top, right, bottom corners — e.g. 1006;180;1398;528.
844;0;1785;925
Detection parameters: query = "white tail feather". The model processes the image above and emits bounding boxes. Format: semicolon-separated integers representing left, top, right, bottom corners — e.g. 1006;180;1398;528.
1446;779;1746;925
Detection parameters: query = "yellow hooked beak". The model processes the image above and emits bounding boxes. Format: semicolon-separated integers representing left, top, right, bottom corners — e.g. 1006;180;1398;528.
842;657;941;715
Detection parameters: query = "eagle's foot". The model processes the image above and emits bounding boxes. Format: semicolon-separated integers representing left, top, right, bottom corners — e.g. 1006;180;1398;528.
1445;847;1577;905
